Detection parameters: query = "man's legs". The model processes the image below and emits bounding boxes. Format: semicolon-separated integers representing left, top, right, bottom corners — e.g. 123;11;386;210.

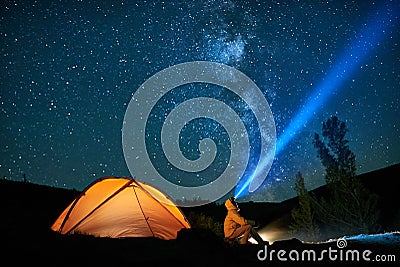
228;224;252;244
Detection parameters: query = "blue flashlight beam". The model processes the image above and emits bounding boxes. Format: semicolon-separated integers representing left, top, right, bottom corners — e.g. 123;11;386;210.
235;1;399;198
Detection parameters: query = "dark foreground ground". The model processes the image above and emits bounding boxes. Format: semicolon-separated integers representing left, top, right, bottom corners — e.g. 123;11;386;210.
1;179;399;266
5;227;399;266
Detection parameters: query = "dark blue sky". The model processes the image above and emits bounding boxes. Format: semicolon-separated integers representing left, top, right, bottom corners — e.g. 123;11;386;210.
1;0;399;202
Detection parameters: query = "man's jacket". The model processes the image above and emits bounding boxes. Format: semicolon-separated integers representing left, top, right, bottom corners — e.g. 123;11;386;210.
223;199;249;238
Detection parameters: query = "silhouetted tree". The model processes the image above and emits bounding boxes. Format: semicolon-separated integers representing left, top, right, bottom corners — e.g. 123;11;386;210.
312;116;379;236
289;172;320;241
313;116;356;184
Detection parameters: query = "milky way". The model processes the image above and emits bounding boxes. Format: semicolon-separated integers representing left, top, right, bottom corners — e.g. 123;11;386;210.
1;0;399;202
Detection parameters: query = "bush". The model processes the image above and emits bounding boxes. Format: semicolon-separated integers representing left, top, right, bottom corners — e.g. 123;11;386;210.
186;211;224;238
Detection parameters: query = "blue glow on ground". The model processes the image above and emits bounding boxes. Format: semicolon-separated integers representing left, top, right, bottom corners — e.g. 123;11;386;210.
235;1;399;199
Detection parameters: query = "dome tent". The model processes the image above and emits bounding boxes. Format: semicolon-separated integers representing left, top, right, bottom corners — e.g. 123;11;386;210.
51;176;190;240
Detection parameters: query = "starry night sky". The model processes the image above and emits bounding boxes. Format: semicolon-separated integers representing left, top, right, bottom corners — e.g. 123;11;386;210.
1;0;399;202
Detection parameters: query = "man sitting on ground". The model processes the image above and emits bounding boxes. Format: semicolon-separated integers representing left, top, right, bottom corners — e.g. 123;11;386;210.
224;197;265;245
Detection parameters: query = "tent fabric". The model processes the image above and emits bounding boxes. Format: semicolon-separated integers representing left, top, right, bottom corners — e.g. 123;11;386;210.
51;176;190;240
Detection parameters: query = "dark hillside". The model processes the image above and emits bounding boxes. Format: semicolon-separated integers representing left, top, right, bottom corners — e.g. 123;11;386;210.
2;163;398;237
0;179;79;239
0;165;399;266
167;164;400;234
297;163;400;232
181;163;400;244
358;163;400;229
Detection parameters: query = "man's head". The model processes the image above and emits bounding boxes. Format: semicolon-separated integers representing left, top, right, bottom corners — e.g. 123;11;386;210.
229;197;240;211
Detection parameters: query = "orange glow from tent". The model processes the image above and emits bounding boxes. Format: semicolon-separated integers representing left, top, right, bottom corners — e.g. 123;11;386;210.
51;176;190;240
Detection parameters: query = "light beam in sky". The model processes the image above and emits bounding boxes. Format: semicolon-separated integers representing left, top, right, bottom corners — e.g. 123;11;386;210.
235;1;400;199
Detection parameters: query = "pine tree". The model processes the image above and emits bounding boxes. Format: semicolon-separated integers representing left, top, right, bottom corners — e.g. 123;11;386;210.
312;116;379;237
289;172;320;242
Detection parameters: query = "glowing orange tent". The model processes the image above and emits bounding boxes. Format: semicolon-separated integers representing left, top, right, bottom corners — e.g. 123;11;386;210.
51;176;190;240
